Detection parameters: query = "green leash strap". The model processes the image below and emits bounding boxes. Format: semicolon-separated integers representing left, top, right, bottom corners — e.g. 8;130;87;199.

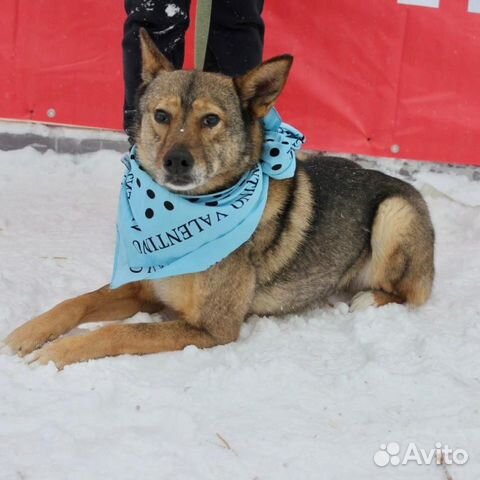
194;0;213;70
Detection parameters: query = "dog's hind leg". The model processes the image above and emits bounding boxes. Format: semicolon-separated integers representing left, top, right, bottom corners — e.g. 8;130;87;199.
350;195;434;311
350;290;405;311
3;282;158;356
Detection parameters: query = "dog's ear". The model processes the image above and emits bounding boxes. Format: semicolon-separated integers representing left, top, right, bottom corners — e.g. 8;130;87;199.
139;28;174;83
234;55;293;118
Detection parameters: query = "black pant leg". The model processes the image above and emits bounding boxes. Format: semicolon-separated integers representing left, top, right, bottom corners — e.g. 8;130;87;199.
123;0;191;133
204;0;264;77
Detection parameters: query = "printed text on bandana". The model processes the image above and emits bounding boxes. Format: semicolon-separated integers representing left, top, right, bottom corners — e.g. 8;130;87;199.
129;169;260;269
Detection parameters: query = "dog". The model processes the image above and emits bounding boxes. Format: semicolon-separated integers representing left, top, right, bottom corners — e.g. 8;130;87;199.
3;30;434;368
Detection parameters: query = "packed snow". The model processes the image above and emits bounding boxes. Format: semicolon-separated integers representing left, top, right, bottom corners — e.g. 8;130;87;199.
0;145;479;480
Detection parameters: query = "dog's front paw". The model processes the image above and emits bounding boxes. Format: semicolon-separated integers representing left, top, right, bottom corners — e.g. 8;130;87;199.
3;317;58;356
25;336;82;370
25;333;100;369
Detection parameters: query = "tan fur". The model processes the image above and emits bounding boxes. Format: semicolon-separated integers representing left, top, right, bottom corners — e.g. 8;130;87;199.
345;196;434;307
140;28;174;82
191;98;226;118
234;55;293;118
27;322;219;369
372;290;405;307
3;35;434;368
254;172;313;284
5;282;157;357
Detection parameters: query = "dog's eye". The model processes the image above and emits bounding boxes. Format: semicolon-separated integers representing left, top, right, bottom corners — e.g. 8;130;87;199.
202;114;220;128
154;109;170;124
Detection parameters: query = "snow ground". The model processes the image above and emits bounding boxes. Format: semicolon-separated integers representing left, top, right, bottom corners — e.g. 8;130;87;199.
0;146;479;480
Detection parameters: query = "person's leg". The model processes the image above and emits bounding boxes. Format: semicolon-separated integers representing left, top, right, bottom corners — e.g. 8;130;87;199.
204;0;265;77
123;0;191;136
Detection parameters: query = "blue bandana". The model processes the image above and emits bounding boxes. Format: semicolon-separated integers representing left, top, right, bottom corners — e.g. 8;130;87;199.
111;109;305;288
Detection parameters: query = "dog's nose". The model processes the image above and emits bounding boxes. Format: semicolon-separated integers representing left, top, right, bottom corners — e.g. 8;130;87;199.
164;147;194;176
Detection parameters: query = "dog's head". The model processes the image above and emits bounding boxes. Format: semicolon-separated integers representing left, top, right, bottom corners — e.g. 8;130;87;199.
134;29;293;195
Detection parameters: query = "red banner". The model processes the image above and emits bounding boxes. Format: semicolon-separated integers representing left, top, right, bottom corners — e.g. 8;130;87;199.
1;1;479;165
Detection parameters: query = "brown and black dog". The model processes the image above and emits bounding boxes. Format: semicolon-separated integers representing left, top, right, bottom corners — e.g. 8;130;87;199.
3;30;434;368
